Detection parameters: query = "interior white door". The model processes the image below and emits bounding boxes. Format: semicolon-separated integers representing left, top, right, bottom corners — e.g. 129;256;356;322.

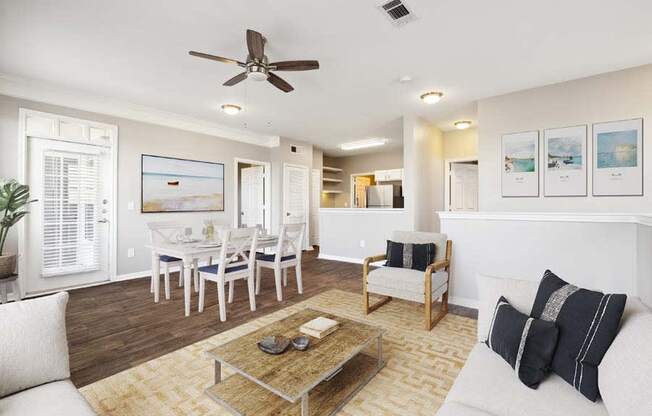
283;164;309;250
450;163;479;211
310;169;320;246
25;137;112;294
240;166;264;228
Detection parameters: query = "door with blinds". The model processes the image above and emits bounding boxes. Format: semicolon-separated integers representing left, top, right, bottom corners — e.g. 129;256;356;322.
283;164;309;250
25;138;112;293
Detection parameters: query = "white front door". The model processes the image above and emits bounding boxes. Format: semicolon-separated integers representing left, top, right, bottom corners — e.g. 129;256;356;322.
283;164;309;250
24;137;113;293
310;169;320;246
450;163;478;211
240;166;264;228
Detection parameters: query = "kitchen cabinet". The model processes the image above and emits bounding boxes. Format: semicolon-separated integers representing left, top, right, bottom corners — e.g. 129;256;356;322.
374;168;403;182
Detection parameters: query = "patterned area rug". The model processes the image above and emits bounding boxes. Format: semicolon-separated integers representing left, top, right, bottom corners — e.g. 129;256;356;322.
80;290;477;415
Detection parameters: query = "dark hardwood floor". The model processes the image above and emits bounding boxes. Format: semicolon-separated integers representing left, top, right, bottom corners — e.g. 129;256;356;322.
66;249;476;388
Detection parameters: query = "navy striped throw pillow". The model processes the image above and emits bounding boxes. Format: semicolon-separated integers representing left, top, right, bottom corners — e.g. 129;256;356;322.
385;240;436;272
486;296;559;389
530;270;627;402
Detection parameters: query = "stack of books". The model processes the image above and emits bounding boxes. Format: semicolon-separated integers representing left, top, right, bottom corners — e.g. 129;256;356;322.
299;317;340;339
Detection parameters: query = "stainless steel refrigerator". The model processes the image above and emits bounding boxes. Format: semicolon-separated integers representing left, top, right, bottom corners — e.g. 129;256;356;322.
366;185;394;208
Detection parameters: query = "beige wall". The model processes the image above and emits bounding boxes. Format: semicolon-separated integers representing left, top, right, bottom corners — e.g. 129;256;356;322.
403;115;444;231
443;127;478;160
0;94;313;276
478;64;652;212
323;149;404;208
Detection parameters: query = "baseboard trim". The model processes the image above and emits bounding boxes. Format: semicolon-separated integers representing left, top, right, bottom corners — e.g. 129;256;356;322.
449;296;479;309
317;253;364;264
114;270;151;281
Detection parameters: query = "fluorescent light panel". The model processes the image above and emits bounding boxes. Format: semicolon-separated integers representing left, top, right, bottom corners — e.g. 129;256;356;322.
339;138;388;151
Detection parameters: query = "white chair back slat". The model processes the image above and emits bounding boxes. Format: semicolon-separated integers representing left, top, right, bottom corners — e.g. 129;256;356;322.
216;226;259;274
147;221;185;245
275;223;305;263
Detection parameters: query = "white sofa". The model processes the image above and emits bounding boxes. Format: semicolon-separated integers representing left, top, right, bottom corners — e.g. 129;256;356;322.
437;274;652;416
0;292;96;415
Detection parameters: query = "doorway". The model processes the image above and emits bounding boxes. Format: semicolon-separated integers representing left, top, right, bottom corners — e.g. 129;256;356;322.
234;158;271;232
350;173;376;208
20;109;117;295
445;159;479;212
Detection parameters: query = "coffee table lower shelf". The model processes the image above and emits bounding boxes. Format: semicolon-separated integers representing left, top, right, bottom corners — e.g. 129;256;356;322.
206;353;383;416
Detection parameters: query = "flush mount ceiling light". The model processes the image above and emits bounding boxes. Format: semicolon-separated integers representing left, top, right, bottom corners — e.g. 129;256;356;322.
454;120;472;130
339;138;388;151
221;104;242;115
420;91;444;104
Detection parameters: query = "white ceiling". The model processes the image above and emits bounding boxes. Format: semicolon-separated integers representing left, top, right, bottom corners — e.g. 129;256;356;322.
2;0;652;156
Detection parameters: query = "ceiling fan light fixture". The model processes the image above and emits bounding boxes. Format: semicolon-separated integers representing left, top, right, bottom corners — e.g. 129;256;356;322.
247;65;269;81
221;104;242;115
339;138;388;151
454;120;472;130
420;91;444;104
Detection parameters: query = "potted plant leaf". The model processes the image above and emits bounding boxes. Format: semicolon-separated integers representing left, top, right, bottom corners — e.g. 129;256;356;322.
0;179;36;278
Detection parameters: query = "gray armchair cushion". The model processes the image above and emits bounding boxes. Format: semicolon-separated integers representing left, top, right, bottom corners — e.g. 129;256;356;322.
390;231;448;262
0;292;70;398
367;267;448;302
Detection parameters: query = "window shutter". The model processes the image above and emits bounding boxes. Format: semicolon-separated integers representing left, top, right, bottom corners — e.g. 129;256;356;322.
42;150;102;277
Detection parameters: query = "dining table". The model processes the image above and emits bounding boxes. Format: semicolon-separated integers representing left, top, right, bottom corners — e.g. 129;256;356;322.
146;236;279;317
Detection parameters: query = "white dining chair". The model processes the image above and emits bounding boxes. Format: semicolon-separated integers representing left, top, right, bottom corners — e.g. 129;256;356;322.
255;223;305;302
147;221;199;300
197;226;258;322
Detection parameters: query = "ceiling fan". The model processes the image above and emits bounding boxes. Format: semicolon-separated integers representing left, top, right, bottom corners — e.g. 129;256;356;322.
189;29;319;93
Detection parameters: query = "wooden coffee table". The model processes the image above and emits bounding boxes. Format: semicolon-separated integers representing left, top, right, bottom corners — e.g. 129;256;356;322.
205;309;385;416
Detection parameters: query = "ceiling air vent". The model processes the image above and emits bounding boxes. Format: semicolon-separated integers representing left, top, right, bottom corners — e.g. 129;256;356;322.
379;0;416;26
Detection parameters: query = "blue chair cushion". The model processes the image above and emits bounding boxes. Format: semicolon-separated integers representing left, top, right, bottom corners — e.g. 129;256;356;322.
198;264;249;274
160;255;182;263
256;253;297;262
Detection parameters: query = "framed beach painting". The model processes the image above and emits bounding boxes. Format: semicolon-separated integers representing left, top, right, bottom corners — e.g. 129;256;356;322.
592;119;643;196
544;125;587;197
501;131;539;197
141;154;224;213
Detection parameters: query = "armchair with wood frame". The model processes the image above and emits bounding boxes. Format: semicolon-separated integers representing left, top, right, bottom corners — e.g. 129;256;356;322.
362;231;452;331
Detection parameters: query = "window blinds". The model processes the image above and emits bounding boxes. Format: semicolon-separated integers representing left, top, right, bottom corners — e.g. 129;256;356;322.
42;150;102;277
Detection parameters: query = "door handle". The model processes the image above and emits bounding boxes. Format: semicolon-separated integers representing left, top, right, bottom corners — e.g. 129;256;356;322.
286;212;291;216
98;219;109;223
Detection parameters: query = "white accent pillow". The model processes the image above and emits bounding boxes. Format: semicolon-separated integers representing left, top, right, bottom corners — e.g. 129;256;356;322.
476;273;539;342
0;292;70;398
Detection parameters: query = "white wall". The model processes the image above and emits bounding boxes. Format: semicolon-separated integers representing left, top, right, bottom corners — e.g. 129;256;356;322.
478;64;652;212
318;209;410;261
440;213;650;307
403;115;444;232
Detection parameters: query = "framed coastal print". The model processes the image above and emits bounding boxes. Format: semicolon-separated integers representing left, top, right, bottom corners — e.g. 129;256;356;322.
592;118;643;196
544;125;587;197
502;131;539;197
141;154;225;213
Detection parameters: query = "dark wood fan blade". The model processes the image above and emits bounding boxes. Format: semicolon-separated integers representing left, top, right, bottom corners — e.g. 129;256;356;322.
189;51;245;66
223;72;248;86
269;60;319;71
268;72;294;93
246;29;265;60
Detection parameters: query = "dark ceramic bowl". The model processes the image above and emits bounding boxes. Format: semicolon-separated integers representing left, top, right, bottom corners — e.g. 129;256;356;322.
291;336;310;351
257;336;291;355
